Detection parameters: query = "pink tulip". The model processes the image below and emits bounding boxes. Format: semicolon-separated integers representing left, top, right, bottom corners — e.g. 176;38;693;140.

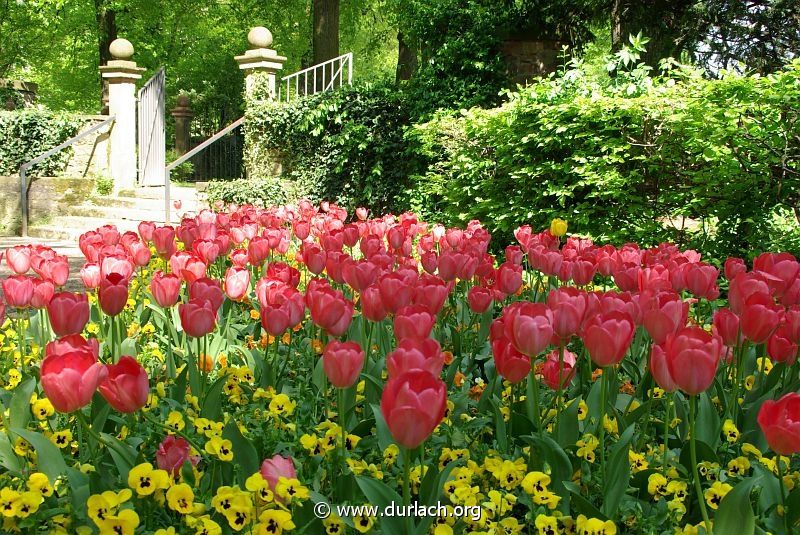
663;326;723;395
2;275;34;308
541;348;577;390
260;455;297;491
224;267;250;301
98;356;150;413
393;304;435;342
322;341;365;388
381;370;447;449
47;292;89;336
41;335;107;413
581;311;635;367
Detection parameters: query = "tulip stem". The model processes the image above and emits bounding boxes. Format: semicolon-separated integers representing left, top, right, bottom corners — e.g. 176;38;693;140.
598;366;608;484
776;456;793;535
555;345;564;434
338;387;347;491
689;395;713;535
401;447;413;533
663;393;672;475
75;410;129;463
527;365;542;435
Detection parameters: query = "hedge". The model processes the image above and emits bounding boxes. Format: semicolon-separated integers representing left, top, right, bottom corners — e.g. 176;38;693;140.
0;110;83;176
244;84;417;215
407;61;800;259
242;64;800;259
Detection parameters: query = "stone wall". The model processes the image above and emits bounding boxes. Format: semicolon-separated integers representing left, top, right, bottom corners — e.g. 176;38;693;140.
64;116;112;179
501;39;563;85
0;176;95;236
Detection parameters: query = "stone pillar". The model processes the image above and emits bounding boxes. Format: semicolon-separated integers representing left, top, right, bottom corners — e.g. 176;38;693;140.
171;94;193;156
99;38;145;191
234;27;286;100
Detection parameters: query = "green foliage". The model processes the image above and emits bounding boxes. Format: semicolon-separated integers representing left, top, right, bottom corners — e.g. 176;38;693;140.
166;149;195;182
94;175;114;196
205;176;289;207
245;84;417;214
407;60;800;259
0;110;83;176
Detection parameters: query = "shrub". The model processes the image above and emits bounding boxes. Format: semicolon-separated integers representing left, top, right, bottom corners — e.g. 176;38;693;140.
408;60;800;259
94;175;114;196
244;84;418;215
0;110;83;176
205;176;289;207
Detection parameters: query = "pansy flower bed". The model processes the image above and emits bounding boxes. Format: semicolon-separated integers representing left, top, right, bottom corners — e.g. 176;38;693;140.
0;203;799;535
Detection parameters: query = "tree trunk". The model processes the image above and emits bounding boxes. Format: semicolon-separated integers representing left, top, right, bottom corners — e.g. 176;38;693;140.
395;31;417;82
313;0;340;64
95;0;117;112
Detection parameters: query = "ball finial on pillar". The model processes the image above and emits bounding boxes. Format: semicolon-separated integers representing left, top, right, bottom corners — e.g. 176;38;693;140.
109;38;135;60
248;27;273;49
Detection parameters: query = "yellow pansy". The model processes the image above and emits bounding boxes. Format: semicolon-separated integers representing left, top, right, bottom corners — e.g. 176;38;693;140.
31;397;54;420
576;514;616;534
647;473;668;498
704;481;733;510
166;483;194;514
127;463;170;496
27;472;53;497
722;419;739;443
274;477;309;504
255;508;295;534
205;437;234;462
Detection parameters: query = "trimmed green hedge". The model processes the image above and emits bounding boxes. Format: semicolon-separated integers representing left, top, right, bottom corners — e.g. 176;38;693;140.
0;110;83;176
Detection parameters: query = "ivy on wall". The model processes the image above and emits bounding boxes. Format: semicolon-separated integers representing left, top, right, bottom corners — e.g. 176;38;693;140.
0;111;83;176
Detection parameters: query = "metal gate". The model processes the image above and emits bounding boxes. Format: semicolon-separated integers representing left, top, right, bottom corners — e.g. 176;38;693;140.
137;67;165;186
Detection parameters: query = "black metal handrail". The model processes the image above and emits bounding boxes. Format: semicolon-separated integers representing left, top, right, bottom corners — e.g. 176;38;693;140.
164;116;244;224
18;115;115;236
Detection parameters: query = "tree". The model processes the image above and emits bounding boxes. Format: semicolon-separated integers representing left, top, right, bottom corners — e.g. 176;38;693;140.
610;0;694;67
313;0;339;64
95;0;117;110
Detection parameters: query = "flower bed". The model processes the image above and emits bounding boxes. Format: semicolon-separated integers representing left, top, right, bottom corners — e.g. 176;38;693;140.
0;205;798;534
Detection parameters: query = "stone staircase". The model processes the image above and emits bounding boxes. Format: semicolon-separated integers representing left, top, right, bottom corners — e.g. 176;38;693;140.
28;185;205;241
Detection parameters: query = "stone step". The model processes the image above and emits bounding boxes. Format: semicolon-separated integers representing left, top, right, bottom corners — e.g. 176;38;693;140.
29;216;144;241
79;196;202;215
119;185;201;201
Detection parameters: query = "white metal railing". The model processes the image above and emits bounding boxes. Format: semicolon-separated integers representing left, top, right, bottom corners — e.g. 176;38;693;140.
278;52;353;102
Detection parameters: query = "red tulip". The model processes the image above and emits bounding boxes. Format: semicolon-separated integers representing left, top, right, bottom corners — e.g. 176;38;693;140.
41;335;107;413
712;308;741;347
386;338;444;378
150;271;182;308
98;356;150;413
179;298;217;338
547;287;587;340
468;286;493;313
0;303;4;325
571;259;597;286
663;326;723;395
767;326;798;364
189;278;224;311
377;273;414;314
127;240;152;267
307;285;354;337
260;455;297;491
360;285;387;322
156;436;199;476
30;278;55;309
785;307;800;344
138;221;156;242
393;304;435;342
47;292;89;336
685;263;720;300
641;291;688;345
753;252;799;298
496;262;522;296
412;274;449;315
248;237;270;267
5;246;31;274
2;275;34;308
381;370;447;449
741;293;781;344
80;262;101;289
724;257;747;281
224;267;250;301
581;311;635;367
503;302;553;358
492;338;531;383
729;272;771;315
649;343;678;392
98;273;129;316
152;226;176;260
322;341;365;388
31;254;69;287
541;348;577;390
757;393;800;455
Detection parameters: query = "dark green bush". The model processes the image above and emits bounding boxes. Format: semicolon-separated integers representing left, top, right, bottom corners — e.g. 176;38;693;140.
244;84;417;214
0;110;83;176
205;176;289;207
408;61;800;259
